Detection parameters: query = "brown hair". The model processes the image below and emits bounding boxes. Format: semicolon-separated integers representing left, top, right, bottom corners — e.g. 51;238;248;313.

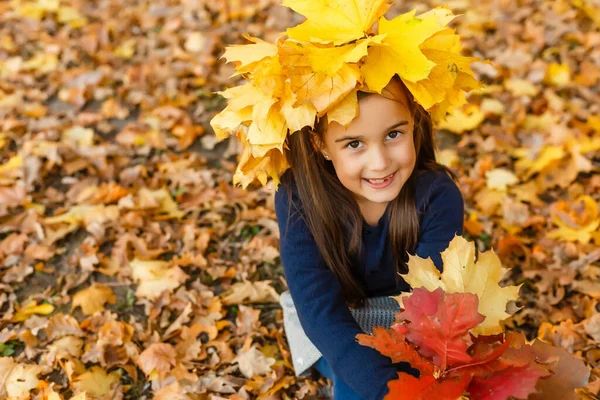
281;76;458;308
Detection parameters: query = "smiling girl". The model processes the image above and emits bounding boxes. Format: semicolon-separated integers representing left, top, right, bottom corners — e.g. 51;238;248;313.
276;75;464;400
209;2;486;399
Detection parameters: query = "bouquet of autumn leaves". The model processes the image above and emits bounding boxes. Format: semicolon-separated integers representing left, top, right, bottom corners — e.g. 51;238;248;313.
357;235;591;400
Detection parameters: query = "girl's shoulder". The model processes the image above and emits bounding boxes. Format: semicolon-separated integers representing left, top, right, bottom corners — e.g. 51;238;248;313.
273;169;303;224
414;168;463;213
414;168;457;191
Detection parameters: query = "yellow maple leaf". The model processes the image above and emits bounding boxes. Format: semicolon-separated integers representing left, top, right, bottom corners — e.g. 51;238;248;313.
327;89;359;128
114;39;137;59
281;36;379;76
221;35;278;76
405;27;486;112
513;145;566;180
72;366;121;398
395;235;522;336
436;148;459;168
62;126;94;147
1;359;42;399
280;89;317;133
129;258;188;301
57;6;87;28
17;0;59;19
547;195;600;244
221;280;280;305
282;0;392;45
280;48;361;115
232;130;290;189
71;284;117;316
504;78;540;97
210;83;272;144
0;155;23;181
44;204;120;228
485;168;519;192
437;103;486;134
544;62;571;87
362;8;447;92
137;188;186;220
247;99;288;158
136;343;177;378
210;105;253;141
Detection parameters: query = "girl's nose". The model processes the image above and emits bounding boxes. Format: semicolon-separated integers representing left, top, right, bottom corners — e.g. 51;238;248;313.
367;146;390;172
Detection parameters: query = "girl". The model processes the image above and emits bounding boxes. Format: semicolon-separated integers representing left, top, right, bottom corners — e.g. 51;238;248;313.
274;75;464;400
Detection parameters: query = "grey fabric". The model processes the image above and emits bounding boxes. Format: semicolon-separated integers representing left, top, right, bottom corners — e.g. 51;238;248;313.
279;290;401;377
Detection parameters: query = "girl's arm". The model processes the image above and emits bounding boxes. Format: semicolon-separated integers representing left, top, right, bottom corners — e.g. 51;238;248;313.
275;182;398;400
414;171;465;271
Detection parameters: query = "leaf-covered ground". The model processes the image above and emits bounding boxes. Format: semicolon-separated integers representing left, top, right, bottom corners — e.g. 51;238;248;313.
0;0;599;399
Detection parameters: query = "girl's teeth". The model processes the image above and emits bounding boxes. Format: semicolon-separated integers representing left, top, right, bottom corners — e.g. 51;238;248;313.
367;174;392;184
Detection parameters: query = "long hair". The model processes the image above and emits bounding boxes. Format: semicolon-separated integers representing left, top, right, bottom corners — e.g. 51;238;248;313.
281;76;458;308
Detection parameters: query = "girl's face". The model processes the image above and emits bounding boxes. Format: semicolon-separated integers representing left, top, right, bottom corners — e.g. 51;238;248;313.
319;88;416;215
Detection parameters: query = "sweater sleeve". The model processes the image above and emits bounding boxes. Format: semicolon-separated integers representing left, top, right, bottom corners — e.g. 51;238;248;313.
414;172;465;272
274;181;398;400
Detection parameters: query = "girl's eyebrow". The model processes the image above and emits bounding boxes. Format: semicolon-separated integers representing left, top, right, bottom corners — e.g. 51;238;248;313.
334;120;409;142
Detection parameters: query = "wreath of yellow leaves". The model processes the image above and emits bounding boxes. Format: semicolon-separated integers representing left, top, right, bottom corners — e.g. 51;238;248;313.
210;0;491;190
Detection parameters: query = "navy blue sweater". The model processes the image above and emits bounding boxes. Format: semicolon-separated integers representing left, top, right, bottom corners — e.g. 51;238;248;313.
274;169;464;400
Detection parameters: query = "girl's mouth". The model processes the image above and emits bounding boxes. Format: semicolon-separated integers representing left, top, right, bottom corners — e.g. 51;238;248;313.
362;171;396;189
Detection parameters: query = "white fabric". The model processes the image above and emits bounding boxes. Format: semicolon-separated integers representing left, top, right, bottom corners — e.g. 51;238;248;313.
279;290;401;376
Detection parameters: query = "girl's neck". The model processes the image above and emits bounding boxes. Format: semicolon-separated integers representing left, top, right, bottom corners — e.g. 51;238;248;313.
359;201;390;227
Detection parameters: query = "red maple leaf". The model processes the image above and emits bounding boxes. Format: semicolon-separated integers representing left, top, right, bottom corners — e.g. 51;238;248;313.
357;325;473;400
357;326;434;375
387;370;472;400
396;287;485;369
357;288;565;400
467;364;552;400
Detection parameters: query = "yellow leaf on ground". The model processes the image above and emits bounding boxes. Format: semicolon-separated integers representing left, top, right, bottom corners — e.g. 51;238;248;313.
513;145;565;179
221;280;280;305
232;344;276;379
485;168;519;192
547;195;600;244
396;235;522;336
436;148;459;168
0;358;42;399
62;126;94;147
437;103;486;134
136;343;177;378
72;366;120;398
544;62;571;87
130;258;188;301
504;78;540;97
71;284;117;316
12;300;54;322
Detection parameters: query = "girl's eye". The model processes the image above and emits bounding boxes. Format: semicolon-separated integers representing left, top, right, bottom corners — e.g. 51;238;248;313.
347;140;361;149
387;130;403;140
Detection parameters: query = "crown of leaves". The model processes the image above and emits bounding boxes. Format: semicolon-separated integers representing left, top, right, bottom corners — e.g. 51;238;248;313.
209;0;490;190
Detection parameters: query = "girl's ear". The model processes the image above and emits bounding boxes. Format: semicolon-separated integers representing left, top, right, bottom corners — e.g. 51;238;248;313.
310;133;331;160
309;130;323;151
